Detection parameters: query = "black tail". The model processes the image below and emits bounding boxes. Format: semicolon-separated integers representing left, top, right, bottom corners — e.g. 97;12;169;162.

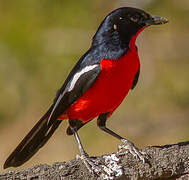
4;106;62;169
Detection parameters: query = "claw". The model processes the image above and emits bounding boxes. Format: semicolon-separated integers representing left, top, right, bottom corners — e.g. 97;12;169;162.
76;154;102;175
117;139;146;164
76;153;124;179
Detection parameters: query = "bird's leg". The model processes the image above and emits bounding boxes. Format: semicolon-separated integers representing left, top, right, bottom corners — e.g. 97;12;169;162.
69;119;102;174
97;113;146;163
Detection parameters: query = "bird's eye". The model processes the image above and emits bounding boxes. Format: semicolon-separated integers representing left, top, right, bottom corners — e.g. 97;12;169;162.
130;15;139;23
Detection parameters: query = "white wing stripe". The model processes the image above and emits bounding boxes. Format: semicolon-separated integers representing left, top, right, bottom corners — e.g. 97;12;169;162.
68;64;98;91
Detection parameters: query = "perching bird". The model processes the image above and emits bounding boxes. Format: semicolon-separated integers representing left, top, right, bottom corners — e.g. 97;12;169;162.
4;7;168;171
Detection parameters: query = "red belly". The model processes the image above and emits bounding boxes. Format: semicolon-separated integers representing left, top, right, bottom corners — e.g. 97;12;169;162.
66;49;140;122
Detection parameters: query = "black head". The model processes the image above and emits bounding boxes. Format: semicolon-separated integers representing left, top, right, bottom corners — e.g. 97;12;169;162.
92;7;168;49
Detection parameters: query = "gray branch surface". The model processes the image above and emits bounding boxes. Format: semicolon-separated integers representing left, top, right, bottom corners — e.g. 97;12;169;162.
1;141;189;180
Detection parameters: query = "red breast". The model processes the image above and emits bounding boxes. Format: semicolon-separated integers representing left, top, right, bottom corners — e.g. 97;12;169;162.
66;47;140;123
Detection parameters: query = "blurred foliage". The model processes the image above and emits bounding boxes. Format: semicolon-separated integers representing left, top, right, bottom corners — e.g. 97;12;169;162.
0;0;189;171
0;0;97;123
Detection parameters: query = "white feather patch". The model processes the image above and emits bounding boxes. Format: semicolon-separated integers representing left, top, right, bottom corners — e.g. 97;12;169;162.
68;64;98;91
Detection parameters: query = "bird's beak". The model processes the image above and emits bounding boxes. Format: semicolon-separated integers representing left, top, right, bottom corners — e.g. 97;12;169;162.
145;15;168;25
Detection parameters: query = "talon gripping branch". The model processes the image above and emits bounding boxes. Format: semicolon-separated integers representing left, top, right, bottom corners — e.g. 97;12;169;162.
4;7;168;171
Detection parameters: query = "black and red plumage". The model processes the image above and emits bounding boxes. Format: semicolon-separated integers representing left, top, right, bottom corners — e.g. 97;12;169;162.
4;7;168;170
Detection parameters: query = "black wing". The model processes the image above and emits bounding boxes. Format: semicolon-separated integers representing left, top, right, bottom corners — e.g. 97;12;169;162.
47;63;101;124
131;69;140;90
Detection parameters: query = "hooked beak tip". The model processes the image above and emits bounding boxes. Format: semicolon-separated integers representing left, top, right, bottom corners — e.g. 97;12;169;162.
146;15;169;25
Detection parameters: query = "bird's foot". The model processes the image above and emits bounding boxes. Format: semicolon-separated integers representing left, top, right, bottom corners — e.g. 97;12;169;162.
76;153;123;179
117;139;146;163
76;153;104;176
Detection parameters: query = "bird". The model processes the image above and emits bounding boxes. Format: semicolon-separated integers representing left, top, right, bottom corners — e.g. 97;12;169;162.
4;7;168;172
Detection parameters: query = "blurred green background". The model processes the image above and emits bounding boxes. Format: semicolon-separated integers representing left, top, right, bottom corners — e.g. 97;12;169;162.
0;0;189;172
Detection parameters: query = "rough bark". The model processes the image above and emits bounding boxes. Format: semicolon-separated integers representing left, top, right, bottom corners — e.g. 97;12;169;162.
1;141;189;180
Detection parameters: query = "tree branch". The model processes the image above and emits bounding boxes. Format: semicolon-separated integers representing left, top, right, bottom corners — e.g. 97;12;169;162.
1;141;189;180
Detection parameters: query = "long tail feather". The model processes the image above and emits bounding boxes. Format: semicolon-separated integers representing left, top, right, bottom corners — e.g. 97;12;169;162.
4;106;62;169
